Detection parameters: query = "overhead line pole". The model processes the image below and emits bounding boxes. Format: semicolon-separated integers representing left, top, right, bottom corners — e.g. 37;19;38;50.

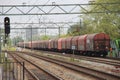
0;28;1;62
31;26;32;51
0;3;120;16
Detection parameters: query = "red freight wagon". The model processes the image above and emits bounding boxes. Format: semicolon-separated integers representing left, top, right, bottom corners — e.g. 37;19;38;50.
28;42;31;49
71;36;79;50
45;40;49;50
35;41;38;49
36;41;40;49
48;40;51;50
50;39;54;49
65;37;73;52
43;40;47;49
78;35;87;52
38;41;43;49
86;33;110;56
34;41;40;49
41;41;45;49
44;40;47;49
32;41;37;49
24;42;28;48
61;38;66;51
66;37;73;49
58;38;64;51
54;39;58;51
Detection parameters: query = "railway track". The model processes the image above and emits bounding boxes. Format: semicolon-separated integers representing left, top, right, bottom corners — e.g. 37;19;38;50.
15;51;120;80
33;50;120;67
33;50;120;76
11;51;103;80
73;55;120;67
8;52;61;80
8;53;37;80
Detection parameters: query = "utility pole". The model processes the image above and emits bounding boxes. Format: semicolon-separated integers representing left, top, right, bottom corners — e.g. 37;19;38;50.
23;32;25;50
45;27;46;36
80;19;82;27
31;25;32;51
0;28;1;62
58;27;60;38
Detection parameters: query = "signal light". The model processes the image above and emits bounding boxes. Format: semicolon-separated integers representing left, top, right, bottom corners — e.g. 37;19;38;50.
4;17;10;35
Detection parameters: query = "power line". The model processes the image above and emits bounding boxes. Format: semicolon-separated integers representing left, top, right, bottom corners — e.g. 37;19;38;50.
10;27;69;30
0;22;78;24
26;0;51;23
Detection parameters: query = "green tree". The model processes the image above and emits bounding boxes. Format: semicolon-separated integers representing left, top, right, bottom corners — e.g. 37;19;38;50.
67;0;120;39
83;0;120;39
67;24;81;36
41;35;50;40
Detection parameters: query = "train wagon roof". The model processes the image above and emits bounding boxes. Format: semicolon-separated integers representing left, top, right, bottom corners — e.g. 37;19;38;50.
87;33;110;40
72;36;80;41
65;37;73;42
58;38;64;42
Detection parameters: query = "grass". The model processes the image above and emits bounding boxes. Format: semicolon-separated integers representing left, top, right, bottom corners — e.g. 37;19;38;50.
2;46;16;51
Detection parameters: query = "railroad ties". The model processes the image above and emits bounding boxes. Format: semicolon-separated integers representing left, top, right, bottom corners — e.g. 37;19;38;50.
5;50;120;80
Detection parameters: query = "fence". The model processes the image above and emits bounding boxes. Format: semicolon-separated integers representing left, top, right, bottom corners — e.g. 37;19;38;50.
0;62;24;80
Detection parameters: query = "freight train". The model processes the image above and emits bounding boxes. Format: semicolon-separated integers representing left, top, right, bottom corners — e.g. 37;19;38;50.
17;33;111;57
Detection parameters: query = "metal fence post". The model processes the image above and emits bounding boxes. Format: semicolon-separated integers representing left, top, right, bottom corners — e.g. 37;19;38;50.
23;62;24;80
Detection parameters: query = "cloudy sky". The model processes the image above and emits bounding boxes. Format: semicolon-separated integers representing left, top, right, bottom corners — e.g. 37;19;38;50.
0;0;89;38
0;0;89;5
0;0;89;23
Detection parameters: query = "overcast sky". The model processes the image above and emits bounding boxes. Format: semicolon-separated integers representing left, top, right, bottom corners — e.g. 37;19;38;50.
0;0;89;5
0;0;89;23
0;0;89;38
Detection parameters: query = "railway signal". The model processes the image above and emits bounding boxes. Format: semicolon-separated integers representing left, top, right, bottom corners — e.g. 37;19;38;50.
4;17;10;36
4;17;10;44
